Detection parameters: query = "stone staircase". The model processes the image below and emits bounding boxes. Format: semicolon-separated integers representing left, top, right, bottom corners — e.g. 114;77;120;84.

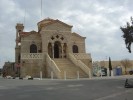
53;58;88;79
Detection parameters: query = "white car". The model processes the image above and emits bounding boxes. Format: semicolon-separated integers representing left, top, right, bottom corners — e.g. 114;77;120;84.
6;75;12;79
25;75;31;79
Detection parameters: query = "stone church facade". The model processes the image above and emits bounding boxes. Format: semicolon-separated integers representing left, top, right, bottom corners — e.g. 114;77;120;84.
15;18;92;79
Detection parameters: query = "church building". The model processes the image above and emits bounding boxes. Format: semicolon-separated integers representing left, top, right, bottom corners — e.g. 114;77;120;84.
15;18;92;79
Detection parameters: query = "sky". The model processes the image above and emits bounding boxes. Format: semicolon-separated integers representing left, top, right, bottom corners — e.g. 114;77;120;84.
0;0;133;68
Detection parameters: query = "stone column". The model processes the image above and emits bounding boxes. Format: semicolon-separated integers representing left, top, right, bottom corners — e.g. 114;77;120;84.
52;43;54;58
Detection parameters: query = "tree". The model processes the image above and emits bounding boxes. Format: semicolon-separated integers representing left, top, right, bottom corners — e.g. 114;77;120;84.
120;17;133;53
109;57;112;76
121;59;132;74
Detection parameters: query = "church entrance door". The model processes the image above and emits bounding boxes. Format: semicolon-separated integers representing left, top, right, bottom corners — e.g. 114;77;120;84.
54;41;61;58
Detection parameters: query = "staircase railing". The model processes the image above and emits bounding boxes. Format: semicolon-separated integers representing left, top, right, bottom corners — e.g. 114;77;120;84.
68;53;91;77
46;53;61;78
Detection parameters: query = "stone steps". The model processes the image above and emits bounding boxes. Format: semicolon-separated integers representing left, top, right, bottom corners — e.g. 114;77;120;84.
53;58;88;79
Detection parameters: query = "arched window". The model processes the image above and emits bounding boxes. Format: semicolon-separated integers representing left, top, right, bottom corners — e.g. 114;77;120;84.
30;44;37;53
18;54;20;63
73;45;78;53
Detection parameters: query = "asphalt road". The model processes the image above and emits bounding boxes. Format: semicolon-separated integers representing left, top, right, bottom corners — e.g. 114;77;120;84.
0;77;133;100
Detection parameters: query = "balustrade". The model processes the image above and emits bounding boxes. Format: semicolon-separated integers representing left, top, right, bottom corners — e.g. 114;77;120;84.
46;53;61;78
73;53;91;59
21;53;43;59
68;53;91;77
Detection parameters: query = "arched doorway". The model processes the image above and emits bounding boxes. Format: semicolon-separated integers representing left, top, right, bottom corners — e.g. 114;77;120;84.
54;41;61;58
18;54;20;63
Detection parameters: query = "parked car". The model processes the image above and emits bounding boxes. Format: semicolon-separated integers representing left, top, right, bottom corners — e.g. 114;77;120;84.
129;70;133;75
97;68;107;76
6;75;12;79
25;75;31;79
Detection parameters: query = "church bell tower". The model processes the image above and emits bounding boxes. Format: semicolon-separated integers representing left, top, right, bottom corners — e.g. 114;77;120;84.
15;23;24;64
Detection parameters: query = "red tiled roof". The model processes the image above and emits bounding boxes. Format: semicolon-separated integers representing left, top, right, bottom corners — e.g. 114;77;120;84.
72;32;86;39
19;32;30;36
38;18;73;29
38;18;55;24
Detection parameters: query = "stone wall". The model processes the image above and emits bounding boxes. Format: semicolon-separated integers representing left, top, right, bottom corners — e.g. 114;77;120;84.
20;59;46;78
21;33;41;53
